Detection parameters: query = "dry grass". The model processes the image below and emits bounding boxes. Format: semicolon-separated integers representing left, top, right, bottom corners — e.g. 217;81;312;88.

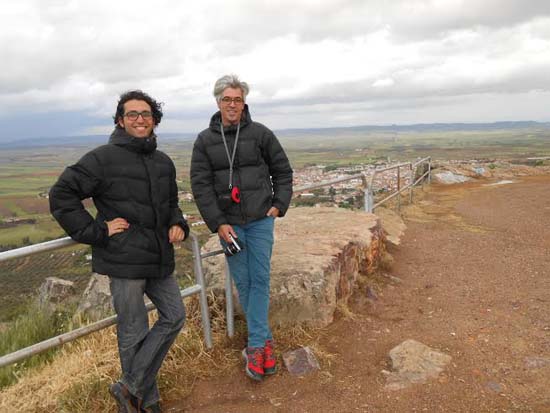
0;292;330;412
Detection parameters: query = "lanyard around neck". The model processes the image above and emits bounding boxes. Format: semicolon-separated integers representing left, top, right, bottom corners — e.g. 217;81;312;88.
220;121;241;189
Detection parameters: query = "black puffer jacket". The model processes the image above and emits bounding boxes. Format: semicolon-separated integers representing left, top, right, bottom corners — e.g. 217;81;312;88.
49;127;189;279
191;106;293;232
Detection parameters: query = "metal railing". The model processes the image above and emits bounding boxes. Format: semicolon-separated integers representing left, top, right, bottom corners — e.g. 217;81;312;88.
294;156;432;213
0;157;431;369
149;156;432;345
366;157;432;212
0;232;213;369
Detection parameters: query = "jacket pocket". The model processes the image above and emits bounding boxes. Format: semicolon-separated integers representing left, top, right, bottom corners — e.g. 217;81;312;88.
106;226;135;252
217;191;233;211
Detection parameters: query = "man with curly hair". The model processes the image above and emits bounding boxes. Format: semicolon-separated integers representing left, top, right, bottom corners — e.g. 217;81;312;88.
50;90;188;413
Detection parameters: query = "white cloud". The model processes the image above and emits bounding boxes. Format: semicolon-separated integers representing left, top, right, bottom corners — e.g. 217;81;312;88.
0;0;550;140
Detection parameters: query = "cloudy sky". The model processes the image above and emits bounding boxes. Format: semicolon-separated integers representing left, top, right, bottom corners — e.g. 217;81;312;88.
2;0;550;141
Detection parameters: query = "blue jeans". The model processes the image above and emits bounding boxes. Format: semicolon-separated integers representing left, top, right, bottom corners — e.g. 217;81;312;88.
222;216;275;348
110;275;185;407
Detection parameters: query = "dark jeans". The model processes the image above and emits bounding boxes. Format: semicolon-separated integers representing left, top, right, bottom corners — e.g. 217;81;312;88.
110;275;185;407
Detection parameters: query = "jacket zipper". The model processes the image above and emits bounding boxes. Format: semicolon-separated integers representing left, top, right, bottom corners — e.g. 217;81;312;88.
141;153;163;271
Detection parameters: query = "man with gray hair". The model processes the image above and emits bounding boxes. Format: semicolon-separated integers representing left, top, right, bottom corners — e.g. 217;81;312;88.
191;74;293;381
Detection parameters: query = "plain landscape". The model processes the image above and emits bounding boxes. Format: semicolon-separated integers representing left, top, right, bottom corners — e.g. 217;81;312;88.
1;121;550;411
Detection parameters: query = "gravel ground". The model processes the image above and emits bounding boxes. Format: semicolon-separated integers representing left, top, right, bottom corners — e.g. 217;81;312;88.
166;175;550;413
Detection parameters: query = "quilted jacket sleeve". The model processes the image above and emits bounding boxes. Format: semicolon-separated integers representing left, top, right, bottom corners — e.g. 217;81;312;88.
49;151;110;246
262;130;293;217
190;136;228;232
167;159;190;239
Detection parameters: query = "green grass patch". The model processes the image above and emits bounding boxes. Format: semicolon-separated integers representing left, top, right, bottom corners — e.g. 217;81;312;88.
0;302;76;388
0;219;65;248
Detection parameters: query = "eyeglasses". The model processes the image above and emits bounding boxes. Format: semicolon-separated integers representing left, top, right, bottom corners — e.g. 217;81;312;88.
220;96;244;105
124;111;153;121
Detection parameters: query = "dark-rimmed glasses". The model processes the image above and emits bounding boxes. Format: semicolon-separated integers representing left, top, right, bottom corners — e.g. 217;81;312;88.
124;111;153;121
220;96;244;105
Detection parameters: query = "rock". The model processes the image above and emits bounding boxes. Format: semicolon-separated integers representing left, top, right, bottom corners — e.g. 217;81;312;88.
75;273;114;321
486;381;504;393
525;356;550;369
381;273;402;284
433;171;471;184
366;286;378;301
202;207;385;328
282;346;320;376
373;207;406;245
384;339;452;390
38;277;75;306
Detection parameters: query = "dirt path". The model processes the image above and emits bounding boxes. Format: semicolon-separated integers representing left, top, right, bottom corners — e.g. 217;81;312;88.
167;175;550;412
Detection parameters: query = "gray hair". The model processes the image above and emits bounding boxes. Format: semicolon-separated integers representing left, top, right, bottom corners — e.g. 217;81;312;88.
213;74;250;103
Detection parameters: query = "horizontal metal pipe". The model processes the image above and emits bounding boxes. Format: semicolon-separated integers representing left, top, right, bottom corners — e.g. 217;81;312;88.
412;156;431;167
0;284;201;369
294;173;365;193
373;184;413;209
369;162;412;187
0;236;76;263
413;171;431;186
200;249;224;259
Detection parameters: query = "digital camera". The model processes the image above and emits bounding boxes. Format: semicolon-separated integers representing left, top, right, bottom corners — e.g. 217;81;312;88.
224;234;244;256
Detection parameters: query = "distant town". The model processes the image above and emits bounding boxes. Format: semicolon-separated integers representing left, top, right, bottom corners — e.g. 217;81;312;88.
179;160;423;225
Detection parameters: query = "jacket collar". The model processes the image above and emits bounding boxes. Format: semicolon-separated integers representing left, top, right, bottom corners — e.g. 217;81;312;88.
108;126;157;154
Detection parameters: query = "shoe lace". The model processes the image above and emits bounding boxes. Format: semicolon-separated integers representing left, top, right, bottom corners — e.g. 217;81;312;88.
264;343;273;359
249;348;264;366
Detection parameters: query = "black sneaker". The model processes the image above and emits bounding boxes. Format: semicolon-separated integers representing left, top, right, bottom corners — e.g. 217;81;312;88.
141;402;162;413
242;347;264;381
109;382;138;413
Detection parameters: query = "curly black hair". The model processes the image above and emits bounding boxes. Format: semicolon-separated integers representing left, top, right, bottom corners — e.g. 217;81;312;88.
113;90;163;125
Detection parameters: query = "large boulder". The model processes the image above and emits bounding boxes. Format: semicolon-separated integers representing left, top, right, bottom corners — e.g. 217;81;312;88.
38;277;75;307
75;273;114;321
202;207;385;328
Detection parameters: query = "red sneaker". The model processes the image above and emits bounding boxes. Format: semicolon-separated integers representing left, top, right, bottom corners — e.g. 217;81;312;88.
242;347;264;381
264;339;277;375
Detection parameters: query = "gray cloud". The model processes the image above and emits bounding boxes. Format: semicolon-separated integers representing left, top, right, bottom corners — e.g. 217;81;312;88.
1;0;549;140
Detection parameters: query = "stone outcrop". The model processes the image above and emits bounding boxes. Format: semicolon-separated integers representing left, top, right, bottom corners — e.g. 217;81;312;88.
75;273;114;321
373;207;406;245
38;277;75;307
433;170;471;184
202;207;385;328
432;162;550;185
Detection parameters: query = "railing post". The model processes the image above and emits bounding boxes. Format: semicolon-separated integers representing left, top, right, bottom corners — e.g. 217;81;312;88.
190;233;213;349
224;259;234;337
365;180;374;213
409;163;414;203
396;166;401;212
428;158;432;184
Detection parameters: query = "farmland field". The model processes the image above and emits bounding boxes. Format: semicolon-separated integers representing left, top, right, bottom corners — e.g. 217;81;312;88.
0;123;549;322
